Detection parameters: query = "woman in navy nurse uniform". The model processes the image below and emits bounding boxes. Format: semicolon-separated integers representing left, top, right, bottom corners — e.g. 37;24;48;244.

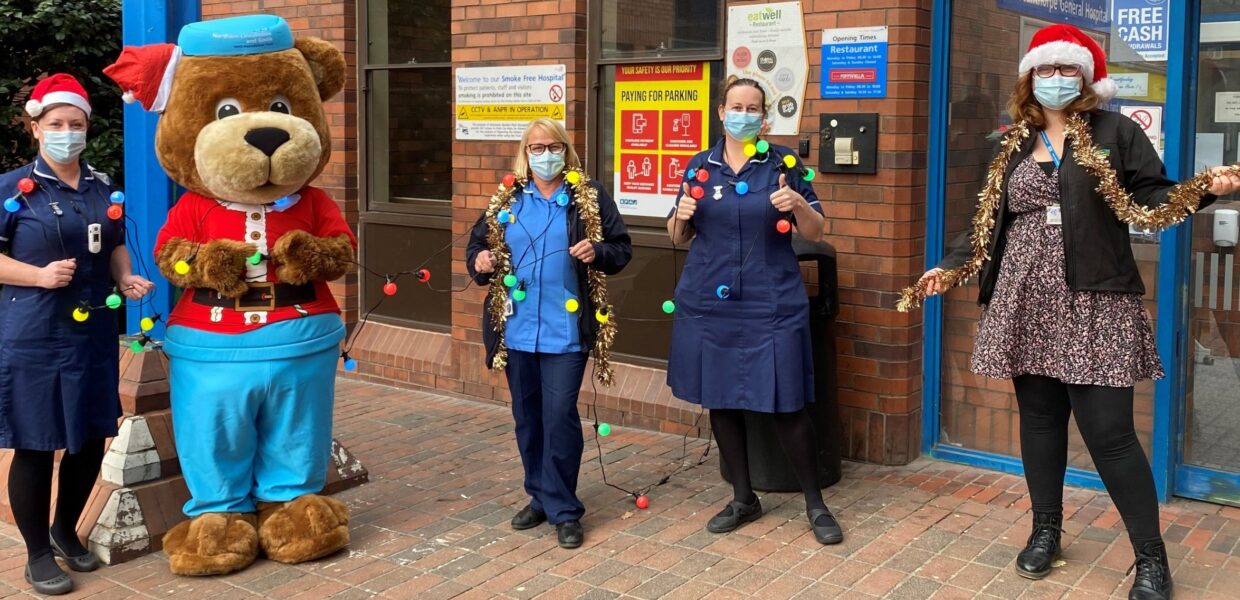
666;77;843;545
0;74;153;595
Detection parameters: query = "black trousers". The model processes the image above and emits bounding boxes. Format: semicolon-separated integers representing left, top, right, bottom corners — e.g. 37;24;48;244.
7;439;106;561
1014;375;1162;546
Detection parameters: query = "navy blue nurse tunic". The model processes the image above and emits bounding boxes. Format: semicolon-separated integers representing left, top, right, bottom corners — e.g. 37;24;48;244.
667;141;822;413
0;158;124;452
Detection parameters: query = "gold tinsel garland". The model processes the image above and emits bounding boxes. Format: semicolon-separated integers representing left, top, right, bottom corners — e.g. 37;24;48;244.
484;169;617;386
897;115;1237;313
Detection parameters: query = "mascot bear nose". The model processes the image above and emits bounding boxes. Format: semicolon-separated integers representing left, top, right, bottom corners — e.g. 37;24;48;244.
244;127;291;157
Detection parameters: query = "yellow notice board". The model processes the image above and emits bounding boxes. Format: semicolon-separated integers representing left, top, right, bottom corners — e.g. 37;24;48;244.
613;62;711;218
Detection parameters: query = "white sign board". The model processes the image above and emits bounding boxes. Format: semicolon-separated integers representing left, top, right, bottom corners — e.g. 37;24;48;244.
1120;105;1163;159
726;2;809;135
1112;73;1150;98
454;65;567;140
1216;92;1240;123
1116;105;1160;158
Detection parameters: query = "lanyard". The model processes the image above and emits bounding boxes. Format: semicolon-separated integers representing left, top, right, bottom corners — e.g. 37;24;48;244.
1039;130;1062;170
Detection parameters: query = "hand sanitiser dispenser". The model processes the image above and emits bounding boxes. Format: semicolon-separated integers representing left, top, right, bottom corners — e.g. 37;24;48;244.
1215;209;1238;247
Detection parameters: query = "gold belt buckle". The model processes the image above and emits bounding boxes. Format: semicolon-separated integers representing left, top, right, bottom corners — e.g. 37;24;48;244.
235;282;277;312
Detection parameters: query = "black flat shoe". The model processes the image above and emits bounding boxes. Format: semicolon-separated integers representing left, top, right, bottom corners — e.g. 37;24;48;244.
808;507;844;545
1128;542;1173;600
50;534;100;573
1015;512;1062;580
25;563;73;596
511;505;547;531
706;497;762;534
556;520;584;549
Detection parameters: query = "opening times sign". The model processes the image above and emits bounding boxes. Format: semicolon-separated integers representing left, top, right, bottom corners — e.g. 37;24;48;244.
613;62;710;218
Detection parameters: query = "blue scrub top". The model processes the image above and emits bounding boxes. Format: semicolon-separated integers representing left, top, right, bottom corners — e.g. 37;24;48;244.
0;157;126;451
504;181;583;354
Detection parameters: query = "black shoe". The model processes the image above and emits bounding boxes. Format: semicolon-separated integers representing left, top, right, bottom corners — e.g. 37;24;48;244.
511;505;547;531
706;496;763;534
24;560;73;596
556;520;584;549
1128;542;1173;600
808;507;844;545
1015;512;1062;579
50;533;101;573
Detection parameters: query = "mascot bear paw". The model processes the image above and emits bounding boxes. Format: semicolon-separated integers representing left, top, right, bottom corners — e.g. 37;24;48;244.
270;229;354;285
257;494;350;564
163;513;259;576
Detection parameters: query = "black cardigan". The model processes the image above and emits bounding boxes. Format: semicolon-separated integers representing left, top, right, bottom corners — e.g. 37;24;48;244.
466;179;632;366
939;110;1216;304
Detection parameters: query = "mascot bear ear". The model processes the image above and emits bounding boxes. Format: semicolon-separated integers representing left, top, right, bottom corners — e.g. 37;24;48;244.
295;38;346;101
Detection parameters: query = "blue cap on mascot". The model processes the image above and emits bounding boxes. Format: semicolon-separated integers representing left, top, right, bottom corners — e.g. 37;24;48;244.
178;14;293;56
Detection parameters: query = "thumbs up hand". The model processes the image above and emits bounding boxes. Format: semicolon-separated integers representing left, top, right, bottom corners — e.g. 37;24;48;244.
675;182;697;221
769;173;805;213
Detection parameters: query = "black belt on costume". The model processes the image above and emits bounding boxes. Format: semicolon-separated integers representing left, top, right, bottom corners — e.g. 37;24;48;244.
191;282;316;311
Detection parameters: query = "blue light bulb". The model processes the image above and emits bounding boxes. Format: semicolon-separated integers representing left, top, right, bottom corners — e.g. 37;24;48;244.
274;196;291;209
110;191;125;204
555;193;569;207
499;209;512;224
344;358;357;372
3;197;19;213
736;181;749;195
716;285;731;299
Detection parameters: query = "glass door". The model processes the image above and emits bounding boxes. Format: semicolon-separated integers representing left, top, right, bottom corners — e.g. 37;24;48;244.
1176;1;1240;506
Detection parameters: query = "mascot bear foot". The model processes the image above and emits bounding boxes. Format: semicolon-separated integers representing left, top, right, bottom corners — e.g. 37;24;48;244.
257;494;350;564
163;513;259;576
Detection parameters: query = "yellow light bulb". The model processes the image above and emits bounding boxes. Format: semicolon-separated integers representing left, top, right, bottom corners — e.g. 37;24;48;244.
174;260;190;275
565;298;580;313
72;308;89;322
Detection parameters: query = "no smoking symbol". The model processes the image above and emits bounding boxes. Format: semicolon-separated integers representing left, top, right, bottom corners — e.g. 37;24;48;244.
549;85;564;102
1131;109;1153;130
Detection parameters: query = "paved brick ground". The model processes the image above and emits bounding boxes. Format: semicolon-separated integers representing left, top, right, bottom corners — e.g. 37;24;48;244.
2;380;1239;599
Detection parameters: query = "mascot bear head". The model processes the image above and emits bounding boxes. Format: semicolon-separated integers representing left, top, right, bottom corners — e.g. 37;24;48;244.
105;14;345;204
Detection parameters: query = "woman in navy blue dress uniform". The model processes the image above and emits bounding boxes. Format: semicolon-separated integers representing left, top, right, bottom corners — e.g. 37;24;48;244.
466;118;631;549
0;74;153;595
667;78;843;544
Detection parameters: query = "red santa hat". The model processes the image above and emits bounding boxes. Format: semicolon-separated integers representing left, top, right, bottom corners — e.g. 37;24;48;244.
1018;24;1118;102
25;73;92;119
103;43;182;114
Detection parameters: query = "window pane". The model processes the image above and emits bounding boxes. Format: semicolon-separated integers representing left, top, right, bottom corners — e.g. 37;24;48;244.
366;0;450;65
938;0;1160;471
361;222;451;327
600;0;722;59
596;62;724;203
609;244;688;361
368;68;453;204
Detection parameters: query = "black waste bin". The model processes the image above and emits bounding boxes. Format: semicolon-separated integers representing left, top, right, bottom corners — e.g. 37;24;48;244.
720;237;843;492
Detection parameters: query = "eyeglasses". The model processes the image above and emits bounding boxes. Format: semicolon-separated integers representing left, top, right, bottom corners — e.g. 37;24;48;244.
1034;64;1081;78
527;142;567;155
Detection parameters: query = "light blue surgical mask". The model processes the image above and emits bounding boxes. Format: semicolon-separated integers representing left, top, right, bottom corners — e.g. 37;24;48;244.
40;130;87;164
723;111;763;142
1033;76;1081;110
529;149;566;181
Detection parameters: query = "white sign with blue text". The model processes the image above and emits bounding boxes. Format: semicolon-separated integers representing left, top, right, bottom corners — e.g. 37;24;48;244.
1110;0;1169;62
820;26;888;99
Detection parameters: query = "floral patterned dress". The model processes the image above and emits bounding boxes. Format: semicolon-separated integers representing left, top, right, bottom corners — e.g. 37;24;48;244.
970;156;1164;387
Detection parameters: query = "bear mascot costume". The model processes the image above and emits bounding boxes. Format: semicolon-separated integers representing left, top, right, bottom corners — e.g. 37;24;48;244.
104;14;355;575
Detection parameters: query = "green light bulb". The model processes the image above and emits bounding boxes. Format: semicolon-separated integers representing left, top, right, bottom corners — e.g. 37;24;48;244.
247;251;263;265
756;140;770;154
105;294;122;310
503;274;517;288
513;289;527;302
661;300;676;314
130;340;144;353
598;423;611;436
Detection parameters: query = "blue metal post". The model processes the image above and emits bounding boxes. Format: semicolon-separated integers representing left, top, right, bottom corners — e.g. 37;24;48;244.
920;0;952;454
121;0;199;339
1153;0;1202;502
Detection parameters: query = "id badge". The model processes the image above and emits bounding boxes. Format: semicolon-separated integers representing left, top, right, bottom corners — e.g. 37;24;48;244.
504;296;514;317
1046;204;1063;226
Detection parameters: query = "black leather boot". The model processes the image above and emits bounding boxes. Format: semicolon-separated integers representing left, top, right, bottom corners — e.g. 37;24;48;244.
1015;511;1062;579
1128;541;1173;600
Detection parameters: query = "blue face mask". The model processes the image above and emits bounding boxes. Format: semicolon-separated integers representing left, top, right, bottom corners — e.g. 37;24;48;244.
1033;76;1081;110
41;130;87;164
528;149;566;181
723;111;763;142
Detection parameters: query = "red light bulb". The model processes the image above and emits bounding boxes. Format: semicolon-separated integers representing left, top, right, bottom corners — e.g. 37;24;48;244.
107;205;124;220
636;495;649;510
776;219;792;234
17;178;35;194
416;268;431;283
690;186;705;200
502;173;516;188
383;281;397;296
694;169;709;183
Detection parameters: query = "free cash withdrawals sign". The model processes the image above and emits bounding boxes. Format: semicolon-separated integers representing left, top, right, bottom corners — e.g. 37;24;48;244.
454;65;567;140
613;63;711;218
726;2;809;135
1111;0;1169;62
820;26;888;99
